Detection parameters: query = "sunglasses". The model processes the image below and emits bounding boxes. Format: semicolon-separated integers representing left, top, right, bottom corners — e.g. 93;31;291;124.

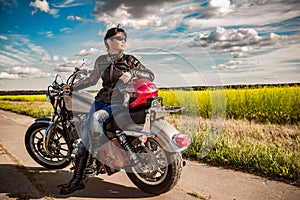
111;36;127;42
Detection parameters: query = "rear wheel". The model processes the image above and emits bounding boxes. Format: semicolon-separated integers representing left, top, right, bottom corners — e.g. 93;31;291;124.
25;122;72;169
126;137;183;195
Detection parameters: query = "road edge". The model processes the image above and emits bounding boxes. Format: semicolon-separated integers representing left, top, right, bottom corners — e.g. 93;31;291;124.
0;110;55;199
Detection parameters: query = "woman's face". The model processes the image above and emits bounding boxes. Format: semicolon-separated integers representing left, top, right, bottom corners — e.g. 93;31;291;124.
107;32;127;54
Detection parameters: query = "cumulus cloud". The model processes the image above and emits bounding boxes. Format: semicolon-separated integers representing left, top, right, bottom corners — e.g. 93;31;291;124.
0;66;51;79
91;0;182;28
189;27;290;58
183;0;236;18
0;72;19;79
204;0;236;17
211;60;243;70
29;0;58;16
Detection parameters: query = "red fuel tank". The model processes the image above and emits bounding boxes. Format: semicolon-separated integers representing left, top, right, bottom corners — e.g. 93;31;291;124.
127;79;158;109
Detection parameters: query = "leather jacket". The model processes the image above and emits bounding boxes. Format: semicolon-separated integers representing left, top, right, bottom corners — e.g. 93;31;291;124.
73;52;155;104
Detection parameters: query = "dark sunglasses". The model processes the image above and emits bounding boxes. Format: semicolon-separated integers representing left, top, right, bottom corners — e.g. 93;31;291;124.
111;36;127;42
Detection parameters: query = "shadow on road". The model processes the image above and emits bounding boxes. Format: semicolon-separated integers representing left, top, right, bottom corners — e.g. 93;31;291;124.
0;164;154;199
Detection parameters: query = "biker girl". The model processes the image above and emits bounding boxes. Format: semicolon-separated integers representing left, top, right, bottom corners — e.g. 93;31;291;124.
59;25;155;195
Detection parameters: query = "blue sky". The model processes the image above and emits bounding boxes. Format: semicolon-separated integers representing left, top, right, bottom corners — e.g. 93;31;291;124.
0;0;299;90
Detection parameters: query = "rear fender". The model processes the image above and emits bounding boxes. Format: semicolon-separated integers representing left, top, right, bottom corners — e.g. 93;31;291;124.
124;119;186;153
150;119;187;153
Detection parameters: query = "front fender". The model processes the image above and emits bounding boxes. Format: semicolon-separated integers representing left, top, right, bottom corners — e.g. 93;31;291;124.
33;118;56;154
35;118;51;124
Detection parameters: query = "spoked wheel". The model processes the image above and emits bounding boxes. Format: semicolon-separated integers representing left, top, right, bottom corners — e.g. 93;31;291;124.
25;122;72;169
126;138;183;195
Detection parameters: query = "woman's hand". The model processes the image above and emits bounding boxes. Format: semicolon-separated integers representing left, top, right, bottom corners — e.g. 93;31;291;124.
119;72;132;84
62;85;71;93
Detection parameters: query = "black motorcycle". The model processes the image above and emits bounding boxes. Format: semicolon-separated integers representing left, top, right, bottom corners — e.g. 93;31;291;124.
25;64;191;195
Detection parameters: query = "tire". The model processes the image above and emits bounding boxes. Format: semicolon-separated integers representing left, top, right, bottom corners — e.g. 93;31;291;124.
126;137;183;195
25;122;72;169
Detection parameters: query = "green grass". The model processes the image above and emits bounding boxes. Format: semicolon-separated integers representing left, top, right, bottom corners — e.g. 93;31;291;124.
0;101;51;118
171;115;300;182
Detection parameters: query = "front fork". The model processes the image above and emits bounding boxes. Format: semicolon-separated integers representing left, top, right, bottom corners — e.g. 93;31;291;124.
42;113;72;157
42;120;59;156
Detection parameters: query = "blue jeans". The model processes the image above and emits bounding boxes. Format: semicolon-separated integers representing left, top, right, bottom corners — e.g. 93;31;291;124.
77;100;123;157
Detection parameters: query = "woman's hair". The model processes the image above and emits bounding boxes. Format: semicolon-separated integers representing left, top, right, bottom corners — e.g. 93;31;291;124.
104;24;127;50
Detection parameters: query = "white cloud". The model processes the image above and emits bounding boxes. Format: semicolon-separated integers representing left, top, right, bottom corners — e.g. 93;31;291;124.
60;27;72;33
199;0;236;18
29;0;58;16
30;0;50;13
92;0;182;29
0;66;52;79
0;35;8;40
67;15;89;22
46;31;54;38
189;27;290;58
55;59;85;72
185;1;300;30
93;4;161;29
211;60;243;70
54;66;75;72
38;31;54;38
74;48;100;57
0;72;19;79
28;43;50;56
2;45;35;64
52;0;86;8
53;55;59;61
217;41;300;85
244;42;300;71
0;34;55;80
6;66;40;74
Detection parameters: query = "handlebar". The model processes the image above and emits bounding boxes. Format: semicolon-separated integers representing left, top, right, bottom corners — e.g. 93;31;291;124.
47;65;89;99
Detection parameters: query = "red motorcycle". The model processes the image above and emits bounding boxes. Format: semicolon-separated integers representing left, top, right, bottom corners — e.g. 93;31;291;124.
25;64;192;195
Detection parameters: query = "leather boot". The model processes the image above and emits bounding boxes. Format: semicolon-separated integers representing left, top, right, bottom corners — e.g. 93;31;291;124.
84;154;98;175
59;154;88;195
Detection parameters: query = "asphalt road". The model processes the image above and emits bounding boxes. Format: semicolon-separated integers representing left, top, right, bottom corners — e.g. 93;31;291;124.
0;109;299;200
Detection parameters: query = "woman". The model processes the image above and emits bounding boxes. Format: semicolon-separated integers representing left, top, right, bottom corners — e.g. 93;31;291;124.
59;25;155;195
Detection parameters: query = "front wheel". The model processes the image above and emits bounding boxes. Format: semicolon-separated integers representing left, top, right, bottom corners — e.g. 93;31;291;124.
126;138;183;195
25;122;72;169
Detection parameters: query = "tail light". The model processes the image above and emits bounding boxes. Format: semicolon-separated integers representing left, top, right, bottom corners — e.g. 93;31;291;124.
173;133;192;147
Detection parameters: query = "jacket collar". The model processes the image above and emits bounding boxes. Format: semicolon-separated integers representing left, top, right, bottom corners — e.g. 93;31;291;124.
107;51;124;63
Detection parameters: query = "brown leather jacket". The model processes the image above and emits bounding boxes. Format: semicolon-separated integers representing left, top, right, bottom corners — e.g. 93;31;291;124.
73;53;155;104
